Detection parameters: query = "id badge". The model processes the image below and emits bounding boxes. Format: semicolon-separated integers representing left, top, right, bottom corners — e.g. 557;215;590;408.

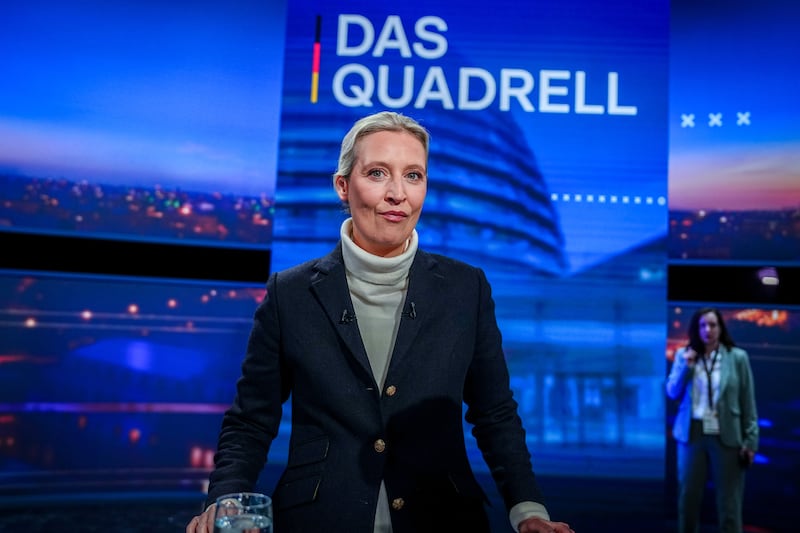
702;411;720;434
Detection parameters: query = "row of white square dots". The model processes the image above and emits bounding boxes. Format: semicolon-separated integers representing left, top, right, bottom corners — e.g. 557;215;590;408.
550;193;667;205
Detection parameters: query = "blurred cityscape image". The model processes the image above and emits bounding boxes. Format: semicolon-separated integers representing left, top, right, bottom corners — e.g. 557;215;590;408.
0;175;274;248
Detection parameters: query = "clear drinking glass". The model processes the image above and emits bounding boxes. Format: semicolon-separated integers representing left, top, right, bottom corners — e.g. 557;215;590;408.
213;492;273;533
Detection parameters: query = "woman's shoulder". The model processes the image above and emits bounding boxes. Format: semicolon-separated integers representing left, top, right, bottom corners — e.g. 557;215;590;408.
419;249;481;274
271;248;342;286
724;345;749;359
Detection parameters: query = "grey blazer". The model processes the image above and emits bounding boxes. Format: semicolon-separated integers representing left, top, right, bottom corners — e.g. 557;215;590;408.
205;244;543;532
666;344;759;451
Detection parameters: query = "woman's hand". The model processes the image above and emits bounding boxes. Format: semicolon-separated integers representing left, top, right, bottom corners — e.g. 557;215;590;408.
518;516;575;533
739;447;755;468
185;504;216;533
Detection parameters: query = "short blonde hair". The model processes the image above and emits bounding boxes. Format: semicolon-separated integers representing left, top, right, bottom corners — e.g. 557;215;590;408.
333;111;430;181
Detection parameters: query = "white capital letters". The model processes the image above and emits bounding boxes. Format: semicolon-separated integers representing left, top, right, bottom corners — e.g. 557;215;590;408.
337;14;374;56
373;15;412;57
414;66;454;109
539;69;570;113
332;63;374;107
608;72;637;115
377;65;414;108
574;71;604;114
413;16;448;59
458;68;496;110
500;69;534;111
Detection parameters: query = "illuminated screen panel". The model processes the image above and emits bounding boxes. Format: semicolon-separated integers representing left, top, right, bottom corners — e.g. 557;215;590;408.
0;0;286;251
274;0;670;479
668;0;800;266
666;303;800;528
0;270;290;499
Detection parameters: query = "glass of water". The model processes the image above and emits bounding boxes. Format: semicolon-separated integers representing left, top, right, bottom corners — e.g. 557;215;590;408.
213;492;273;533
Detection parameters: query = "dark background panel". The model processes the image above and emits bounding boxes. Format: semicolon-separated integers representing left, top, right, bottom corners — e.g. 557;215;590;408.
1;232;271;283
668;264;799;305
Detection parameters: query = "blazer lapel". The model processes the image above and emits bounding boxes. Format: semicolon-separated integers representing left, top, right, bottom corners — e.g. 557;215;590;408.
388;251;443;373
309;246;373;380
718;345;732;399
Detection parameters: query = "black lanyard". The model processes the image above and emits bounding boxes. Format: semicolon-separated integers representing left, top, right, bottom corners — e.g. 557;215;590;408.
700;349;719;410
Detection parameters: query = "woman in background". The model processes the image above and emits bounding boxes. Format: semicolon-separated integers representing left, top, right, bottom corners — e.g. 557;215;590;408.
666;307;759;533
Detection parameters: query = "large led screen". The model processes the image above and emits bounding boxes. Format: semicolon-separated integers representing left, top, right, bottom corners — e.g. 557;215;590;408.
0;0;286;251
273;0;670;479
668;0;800;266
0;270;290;499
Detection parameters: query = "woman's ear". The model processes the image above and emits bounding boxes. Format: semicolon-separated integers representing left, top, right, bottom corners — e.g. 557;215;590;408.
334;175;348;200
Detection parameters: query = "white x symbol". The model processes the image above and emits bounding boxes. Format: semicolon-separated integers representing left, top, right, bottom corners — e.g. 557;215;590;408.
708;113;723;127
737;112;751;125
681;114;695;128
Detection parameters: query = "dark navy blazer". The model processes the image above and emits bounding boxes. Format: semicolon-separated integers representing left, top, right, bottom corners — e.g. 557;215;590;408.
206;244;543;532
